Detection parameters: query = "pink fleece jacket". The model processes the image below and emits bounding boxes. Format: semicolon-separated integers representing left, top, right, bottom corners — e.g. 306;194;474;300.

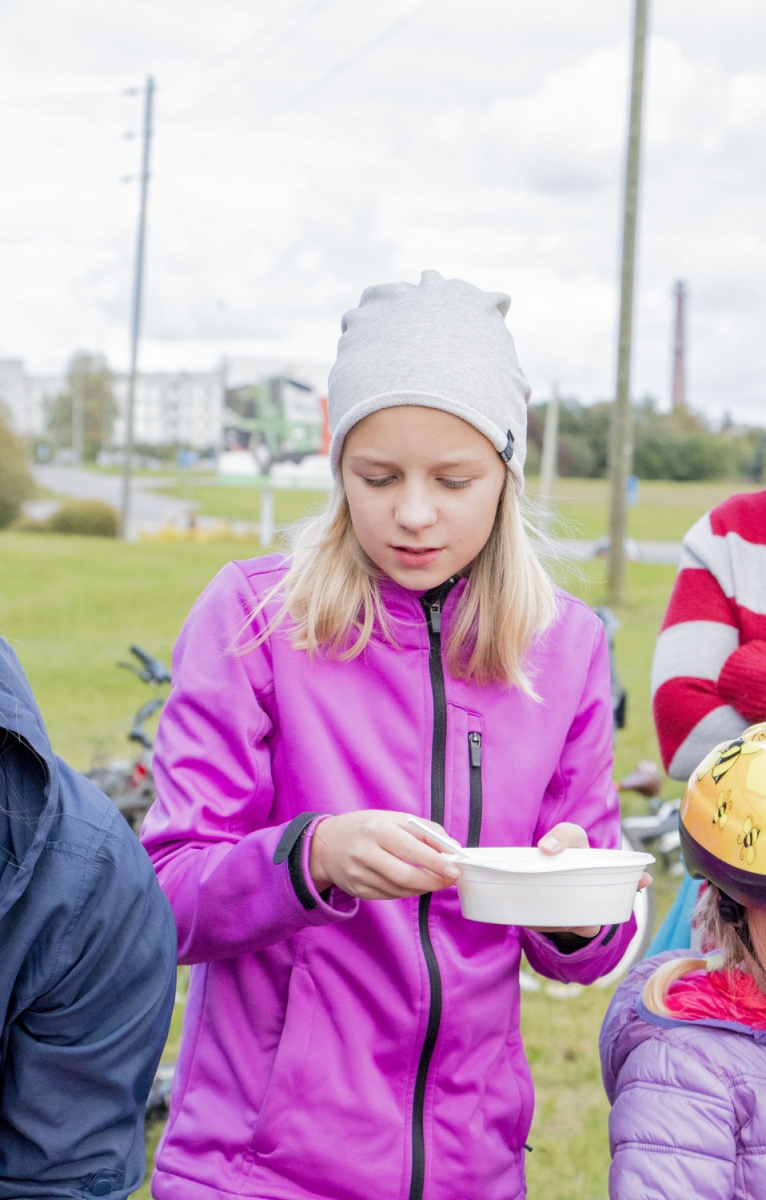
142;555;636;1200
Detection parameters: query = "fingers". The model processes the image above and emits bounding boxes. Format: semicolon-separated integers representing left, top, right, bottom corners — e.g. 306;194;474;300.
538;822;590;855
385;819;461;881
310;811;462;901
354;822;460;897
638;871;653;890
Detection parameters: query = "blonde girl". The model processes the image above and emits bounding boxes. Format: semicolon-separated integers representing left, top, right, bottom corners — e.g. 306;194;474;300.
143;270;638;1200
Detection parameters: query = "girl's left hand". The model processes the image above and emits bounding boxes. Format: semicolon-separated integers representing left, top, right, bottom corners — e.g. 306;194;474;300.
534;821;653;938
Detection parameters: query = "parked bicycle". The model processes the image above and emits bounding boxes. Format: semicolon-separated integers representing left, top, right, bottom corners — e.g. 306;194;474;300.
620;760;682;877
521;612;684;994
87;645;170;834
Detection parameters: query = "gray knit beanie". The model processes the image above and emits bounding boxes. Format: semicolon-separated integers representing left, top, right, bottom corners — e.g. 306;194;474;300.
328;270;531;484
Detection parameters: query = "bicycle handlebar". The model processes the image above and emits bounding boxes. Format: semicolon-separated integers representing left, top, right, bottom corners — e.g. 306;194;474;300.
119;645;172;686
128;696;165;749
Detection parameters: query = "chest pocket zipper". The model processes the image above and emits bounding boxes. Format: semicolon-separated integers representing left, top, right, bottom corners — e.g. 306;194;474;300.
467;732;483;848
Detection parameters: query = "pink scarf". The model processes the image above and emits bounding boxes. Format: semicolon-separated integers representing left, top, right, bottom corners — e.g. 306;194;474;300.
665;967;766;1029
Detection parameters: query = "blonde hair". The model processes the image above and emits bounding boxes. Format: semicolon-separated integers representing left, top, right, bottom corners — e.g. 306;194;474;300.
238;472;557;692
642;885;766;1017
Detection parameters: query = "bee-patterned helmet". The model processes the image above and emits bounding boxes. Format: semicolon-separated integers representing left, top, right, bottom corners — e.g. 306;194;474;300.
680;723;766;908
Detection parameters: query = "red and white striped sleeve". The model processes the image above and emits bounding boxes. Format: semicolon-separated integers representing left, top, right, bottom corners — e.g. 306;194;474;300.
651;491;766;781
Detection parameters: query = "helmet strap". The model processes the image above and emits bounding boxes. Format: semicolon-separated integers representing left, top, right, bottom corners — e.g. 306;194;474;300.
717;890;764;975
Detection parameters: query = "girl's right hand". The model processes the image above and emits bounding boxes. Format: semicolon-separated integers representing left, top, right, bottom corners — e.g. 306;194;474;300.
309;811;462;900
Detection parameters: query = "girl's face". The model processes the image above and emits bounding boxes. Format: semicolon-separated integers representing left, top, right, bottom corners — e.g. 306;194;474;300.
341;405;507;591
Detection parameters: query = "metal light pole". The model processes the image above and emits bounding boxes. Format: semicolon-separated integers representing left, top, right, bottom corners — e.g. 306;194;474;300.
72;367;84;466
539;389;560;518
607;0;649;603
671;280;687;409
120;76;154;540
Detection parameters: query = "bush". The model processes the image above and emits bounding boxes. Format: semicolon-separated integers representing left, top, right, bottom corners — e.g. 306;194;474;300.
528;400;610;479
632;404;738;481
557;434;598;478
633;430;736;480
47;500;118;537
0;413;34;528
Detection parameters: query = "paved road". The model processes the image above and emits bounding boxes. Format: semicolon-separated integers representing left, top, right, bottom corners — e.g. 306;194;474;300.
33;465;195;535
556;538;681;566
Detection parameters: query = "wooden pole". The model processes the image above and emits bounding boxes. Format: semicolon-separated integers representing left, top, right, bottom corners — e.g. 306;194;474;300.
608;0;649;603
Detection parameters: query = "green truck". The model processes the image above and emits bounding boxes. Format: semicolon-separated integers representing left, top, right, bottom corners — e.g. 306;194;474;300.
223;376;325;473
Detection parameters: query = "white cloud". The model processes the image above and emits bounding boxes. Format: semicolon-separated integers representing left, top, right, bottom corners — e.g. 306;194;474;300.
0;0;765;423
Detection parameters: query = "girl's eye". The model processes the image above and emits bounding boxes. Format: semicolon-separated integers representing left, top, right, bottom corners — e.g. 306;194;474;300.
440;478;471;490
362;475;396;488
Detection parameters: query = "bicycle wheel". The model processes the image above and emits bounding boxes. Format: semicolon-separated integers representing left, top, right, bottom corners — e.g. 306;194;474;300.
592;831;656;988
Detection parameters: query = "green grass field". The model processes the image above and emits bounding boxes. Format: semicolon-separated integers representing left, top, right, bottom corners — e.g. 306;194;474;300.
0;479;731;1199
526;476;762;542
154;474;329;526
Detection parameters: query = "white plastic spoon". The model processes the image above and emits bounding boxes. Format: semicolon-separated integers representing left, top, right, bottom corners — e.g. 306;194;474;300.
406;817;472;861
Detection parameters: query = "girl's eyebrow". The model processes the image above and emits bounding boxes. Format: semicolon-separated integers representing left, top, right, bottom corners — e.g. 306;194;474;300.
346;455;399;469
347;454;485;470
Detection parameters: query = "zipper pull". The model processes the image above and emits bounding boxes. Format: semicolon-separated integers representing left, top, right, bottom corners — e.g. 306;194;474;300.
429;603;441;634
469;732;482;767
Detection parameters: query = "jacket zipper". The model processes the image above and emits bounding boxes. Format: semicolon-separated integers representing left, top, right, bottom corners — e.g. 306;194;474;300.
467;732;483;848
409;590;450;1200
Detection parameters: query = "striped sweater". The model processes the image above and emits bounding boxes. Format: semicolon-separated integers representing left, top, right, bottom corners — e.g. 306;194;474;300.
651;490;766;780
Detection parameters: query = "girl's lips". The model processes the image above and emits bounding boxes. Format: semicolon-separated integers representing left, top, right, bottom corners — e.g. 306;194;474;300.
392;546;444;568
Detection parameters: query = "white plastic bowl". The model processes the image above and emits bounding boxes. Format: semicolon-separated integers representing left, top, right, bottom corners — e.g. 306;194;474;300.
454;847;654;927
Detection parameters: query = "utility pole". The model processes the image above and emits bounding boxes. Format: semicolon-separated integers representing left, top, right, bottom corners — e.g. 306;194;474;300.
607;0;649;603
120;76;154;540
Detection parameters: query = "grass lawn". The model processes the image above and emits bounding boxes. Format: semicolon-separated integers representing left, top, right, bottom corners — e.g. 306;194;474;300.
0;484;707;1199
526;476;762;542
153;475;329;526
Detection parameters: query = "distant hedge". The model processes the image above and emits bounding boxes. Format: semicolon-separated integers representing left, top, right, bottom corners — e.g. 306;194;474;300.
47;500;118;537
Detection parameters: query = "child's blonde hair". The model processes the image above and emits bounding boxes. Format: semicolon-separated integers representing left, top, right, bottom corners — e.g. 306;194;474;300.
239;471;557;693
642;885;766;1017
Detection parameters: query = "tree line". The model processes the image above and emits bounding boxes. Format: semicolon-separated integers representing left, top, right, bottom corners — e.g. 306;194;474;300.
527;398;765;482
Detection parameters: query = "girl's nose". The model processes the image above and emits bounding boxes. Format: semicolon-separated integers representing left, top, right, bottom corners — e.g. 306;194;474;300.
394;484;438;532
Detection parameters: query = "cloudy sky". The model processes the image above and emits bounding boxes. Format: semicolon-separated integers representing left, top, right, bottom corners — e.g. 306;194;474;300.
1;0;765;421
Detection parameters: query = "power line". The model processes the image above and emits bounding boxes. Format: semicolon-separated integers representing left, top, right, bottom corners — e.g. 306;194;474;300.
205;0;327;71
0;87;124;109
167;0;335;123
244;0;435;131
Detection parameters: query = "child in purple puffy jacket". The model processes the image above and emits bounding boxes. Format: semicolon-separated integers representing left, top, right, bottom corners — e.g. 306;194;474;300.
143;272;645;1200
601;726;766;1199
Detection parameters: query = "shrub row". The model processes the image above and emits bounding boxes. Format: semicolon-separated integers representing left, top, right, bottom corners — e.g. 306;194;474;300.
18;500;118;538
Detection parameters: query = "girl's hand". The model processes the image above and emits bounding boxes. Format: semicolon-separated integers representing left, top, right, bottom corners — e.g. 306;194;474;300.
310;811;461;900
534;821;653;938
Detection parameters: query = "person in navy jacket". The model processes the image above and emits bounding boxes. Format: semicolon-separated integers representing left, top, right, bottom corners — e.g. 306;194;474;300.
0;638;176;1199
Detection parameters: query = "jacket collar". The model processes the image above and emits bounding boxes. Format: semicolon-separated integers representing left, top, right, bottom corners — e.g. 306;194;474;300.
636;994;766;1044
375;575;467;646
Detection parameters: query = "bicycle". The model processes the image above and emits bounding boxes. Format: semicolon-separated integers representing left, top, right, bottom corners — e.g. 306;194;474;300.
87;645;170;834
520;611;684;995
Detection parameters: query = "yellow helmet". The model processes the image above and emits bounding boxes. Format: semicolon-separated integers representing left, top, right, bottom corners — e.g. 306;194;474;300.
680;728;766;908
